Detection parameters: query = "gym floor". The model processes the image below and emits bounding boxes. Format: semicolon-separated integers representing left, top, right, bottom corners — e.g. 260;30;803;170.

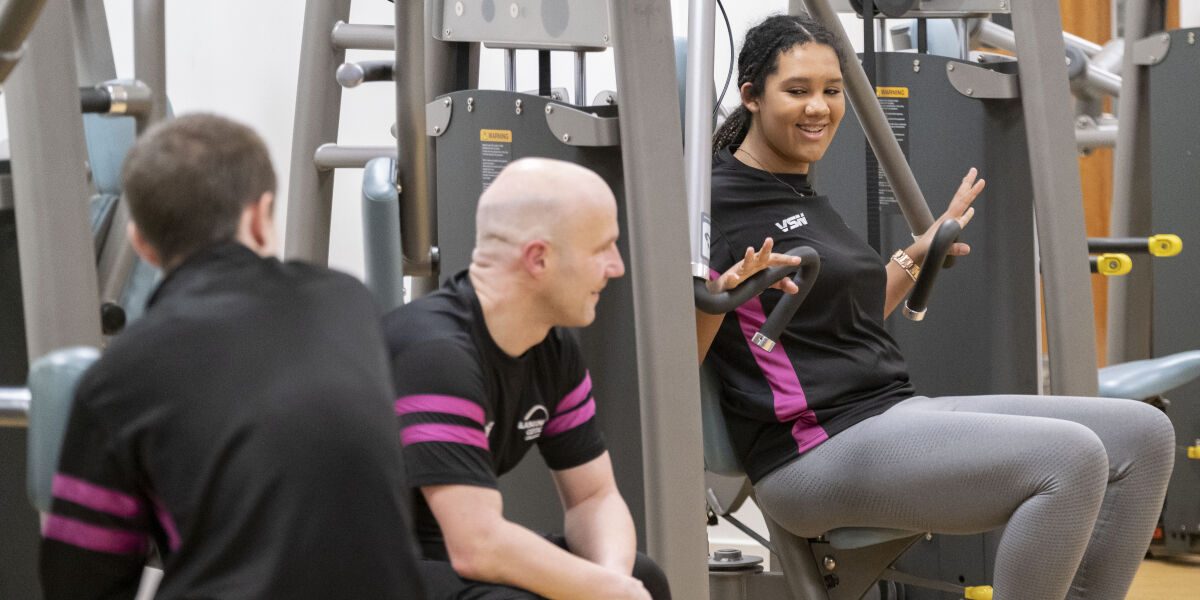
1128;556;1200;599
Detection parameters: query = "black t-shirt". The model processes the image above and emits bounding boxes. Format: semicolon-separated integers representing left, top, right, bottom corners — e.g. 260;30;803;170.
384;271;607;559
708;147;915;483
40;243;424;599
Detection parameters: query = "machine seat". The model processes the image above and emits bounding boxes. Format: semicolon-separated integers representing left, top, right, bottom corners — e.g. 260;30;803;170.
26;346;99;512
1098;349;1200;400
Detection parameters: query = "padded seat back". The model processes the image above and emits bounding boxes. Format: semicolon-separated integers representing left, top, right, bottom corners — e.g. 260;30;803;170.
700;362;744;478
1098;349;1200;400
27;346;100;512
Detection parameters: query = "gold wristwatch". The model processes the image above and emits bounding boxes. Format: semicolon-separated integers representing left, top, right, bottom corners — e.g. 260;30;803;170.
891;249;920;282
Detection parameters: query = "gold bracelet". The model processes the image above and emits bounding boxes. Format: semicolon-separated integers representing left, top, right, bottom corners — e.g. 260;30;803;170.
891;249;920;282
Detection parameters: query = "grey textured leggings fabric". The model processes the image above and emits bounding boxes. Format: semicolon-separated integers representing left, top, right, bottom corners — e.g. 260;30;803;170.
753;395;1174;600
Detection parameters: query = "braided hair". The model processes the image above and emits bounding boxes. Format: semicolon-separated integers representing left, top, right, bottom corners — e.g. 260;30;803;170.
712;14;846;153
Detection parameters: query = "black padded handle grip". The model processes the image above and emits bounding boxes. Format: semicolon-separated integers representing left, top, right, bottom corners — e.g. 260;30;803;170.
904;220;961;321
694;246;811;315
753;246;821;351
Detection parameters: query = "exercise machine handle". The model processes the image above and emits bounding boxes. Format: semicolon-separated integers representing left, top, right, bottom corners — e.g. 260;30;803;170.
336;60;395;88
903;220;961;321
752;246;821;352
694;246;817;316
1090;253;1132;276
1087;234;1181;257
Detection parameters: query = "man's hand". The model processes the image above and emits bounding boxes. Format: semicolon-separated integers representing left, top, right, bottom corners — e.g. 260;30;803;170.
911;168;985;262
707;237;803;295
611;577;652;600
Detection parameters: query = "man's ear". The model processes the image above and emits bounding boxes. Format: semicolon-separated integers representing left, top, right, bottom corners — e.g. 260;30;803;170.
520;239;551;279
241;192;278;257
740;82;759;114
126;222;163;269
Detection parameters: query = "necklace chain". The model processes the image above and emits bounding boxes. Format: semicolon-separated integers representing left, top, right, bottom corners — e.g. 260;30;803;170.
736;147;812;199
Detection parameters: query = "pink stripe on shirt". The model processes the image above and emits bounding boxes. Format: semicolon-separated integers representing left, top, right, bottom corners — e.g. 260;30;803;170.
52;474;145;520
395;394;486;425
42;514;149;555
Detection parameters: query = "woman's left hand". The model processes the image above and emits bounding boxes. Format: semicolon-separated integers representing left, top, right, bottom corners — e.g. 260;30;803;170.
911;167;985;261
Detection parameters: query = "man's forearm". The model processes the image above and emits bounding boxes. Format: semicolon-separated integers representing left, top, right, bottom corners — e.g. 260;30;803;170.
562;489;638;573
470;518;640;599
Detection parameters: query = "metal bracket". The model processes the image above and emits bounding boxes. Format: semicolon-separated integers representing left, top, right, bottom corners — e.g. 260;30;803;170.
426;96;453;137
945;60;1019;99
1132;32;1171;66
592;90;617;106
544;102;620;147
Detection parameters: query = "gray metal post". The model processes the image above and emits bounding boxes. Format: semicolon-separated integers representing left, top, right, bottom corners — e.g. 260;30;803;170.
71;0;117;85
1106;1;1166;365
609;1;708;597
684;0;716;278
284;0;352;264
504;47;517;92
415;0;471;296
6;0;103;359
802;0;934;237
573;50;586;106
395;0;436;287
1010;0;1098;395
133;0;166;127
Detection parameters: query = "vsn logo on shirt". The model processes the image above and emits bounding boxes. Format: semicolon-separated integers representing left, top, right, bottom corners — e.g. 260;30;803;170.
776;213;808;232
518;405;548;441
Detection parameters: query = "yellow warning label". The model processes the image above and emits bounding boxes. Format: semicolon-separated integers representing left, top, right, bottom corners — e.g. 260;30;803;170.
876;86;909;98
480;129;513;143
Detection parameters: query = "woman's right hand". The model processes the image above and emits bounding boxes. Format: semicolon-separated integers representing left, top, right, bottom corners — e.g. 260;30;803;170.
707;237;803;295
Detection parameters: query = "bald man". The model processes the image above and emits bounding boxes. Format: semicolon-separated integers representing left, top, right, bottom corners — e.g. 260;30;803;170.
383;159;669;600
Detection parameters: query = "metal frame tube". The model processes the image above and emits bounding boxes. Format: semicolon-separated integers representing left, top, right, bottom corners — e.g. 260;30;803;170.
574;50;586;106
610;2;709;597
1010;0;1098;395
331;22;394;51
0;387;30;426
313;144;398;170
6;0;103;360
1107;0;1166;365
0;0;47;84
803;0;934;237
283;0;352;264
71;0;116;85
1082;63;1121;98
133;0;166;128
395;0;436;282
504;47;516;91
684;0;716;278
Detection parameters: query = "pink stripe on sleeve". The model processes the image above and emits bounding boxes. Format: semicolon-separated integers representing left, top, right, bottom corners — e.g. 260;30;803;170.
556;371;592;413
543;398;596;436
401;423;489;450
42;514;149;555
52;474;146;520
395;394;486;425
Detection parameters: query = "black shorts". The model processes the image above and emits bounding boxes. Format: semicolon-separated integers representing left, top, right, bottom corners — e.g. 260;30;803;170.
417;535;670;600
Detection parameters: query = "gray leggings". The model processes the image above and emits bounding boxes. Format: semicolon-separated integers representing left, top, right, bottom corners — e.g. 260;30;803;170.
753;395;1174;600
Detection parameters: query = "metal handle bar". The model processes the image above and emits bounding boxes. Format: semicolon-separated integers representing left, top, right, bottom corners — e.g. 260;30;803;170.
335;60;395;88
752;246;821;352
903;220;961;321
1087;235;1181;257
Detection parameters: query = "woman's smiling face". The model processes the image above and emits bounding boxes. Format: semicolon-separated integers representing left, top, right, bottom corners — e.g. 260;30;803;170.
743;42;845;173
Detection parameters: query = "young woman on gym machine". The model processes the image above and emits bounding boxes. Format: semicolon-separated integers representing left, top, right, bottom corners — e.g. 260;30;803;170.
698;14;1173;600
